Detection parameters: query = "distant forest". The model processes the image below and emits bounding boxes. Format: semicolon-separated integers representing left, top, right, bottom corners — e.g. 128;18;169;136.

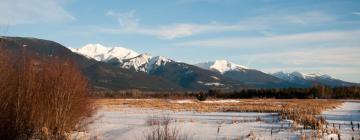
93;86;360;99
206;86;360;99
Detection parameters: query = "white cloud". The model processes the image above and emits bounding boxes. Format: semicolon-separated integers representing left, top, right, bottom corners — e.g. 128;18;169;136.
176;30;360;48
107;17;261;39
352;12;360;16
283;11;334;24
0;0;74;25
99;10;335;39
97;18;261;39
240;11;335;26
148;23;261;39
247;47;360;67
106;10;139;29
177;0;221;4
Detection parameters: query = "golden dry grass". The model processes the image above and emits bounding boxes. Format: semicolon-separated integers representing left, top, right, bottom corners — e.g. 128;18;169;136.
94;99;342;128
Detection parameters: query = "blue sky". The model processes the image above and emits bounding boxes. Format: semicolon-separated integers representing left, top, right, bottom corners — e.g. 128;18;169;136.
1;0;360;82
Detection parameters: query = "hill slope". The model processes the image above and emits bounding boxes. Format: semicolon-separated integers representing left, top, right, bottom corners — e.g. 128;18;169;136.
0;37;182;91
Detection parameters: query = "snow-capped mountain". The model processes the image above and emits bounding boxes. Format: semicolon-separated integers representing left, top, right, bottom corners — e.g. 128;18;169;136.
68;43;357;89
195;60;298;88
69;44;240;89
196;60;248;74
3;37;357;90
1;37;182;91
119;56;242;89
69;44;139;62
120;53;173;73
273;71;332;81
70;44;174;73
272;71;355;87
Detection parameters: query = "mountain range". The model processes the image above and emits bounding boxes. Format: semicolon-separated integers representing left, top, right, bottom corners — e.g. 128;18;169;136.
272;71;356;87
1;37;358;91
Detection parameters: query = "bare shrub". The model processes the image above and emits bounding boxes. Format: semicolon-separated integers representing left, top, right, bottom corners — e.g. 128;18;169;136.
0;49;93;140
143;115;193;140
145;115;171;126
196;92;208;101
246;131;257;139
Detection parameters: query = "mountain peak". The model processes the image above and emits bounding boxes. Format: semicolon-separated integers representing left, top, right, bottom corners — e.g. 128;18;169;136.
290;71;306;79
148;56;173;71
69;44;139;62
271;71;358;87
137;53;152;59
196;60;248;74
120;54;173;73
273;71;333;81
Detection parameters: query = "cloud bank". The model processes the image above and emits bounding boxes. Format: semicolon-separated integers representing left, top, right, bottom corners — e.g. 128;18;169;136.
0;0;74;25
98;10;334;39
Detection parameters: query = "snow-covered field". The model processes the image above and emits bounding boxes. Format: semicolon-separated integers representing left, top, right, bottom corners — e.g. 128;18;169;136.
320;101;360;140
74;100;360;140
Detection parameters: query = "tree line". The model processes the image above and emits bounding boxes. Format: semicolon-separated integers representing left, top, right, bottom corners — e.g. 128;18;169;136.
91;85;360;100
206;86;360;99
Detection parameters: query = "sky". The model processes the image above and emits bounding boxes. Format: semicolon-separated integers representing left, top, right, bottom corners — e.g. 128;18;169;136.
1;0;360;82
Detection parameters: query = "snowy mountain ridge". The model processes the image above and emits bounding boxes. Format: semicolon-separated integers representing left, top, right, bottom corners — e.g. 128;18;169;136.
195;60;248;74
68;44;355;88
120;53;173;73
69;44;139;62
270;71;357;87
272;71;333;81
69;44;173;73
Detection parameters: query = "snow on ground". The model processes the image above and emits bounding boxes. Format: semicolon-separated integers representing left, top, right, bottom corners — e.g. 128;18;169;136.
322;101;360;123
202;99;241;103
320;101;360;140
168;99;241;104
74;101;360;140
169;99;194;104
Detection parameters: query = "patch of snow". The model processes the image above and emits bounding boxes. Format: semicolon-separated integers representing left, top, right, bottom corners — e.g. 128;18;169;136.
324;133;339;139
147;56;172;72
203;82;225;86
120;54;174;73
320;101;360;139
321;101;360;123
195;60;248;74
202;100;241;103
197;81;225;86
210;76;220;80
184;70;193;75
169;99;194;104
272;71;334;81
120;53;152;72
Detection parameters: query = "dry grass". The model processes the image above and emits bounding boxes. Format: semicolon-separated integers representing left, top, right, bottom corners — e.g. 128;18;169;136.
143;115;194;140
95;99;342;129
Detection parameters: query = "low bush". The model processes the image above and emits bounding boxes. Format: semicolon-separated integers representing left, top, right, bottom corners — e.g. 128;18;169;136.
196;92;208;101
0;49;93;140
143;115;193;140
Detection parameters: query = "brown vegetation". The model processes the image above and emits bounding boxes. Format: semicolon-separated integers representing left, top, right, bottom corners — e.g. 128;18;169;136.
0;49;93;139
95;99;342;129
143;115;193;140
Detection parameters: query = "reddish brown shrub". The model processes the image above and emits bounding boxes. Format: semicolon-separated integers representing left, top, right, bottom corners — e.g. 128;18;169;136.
0;48;93;140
